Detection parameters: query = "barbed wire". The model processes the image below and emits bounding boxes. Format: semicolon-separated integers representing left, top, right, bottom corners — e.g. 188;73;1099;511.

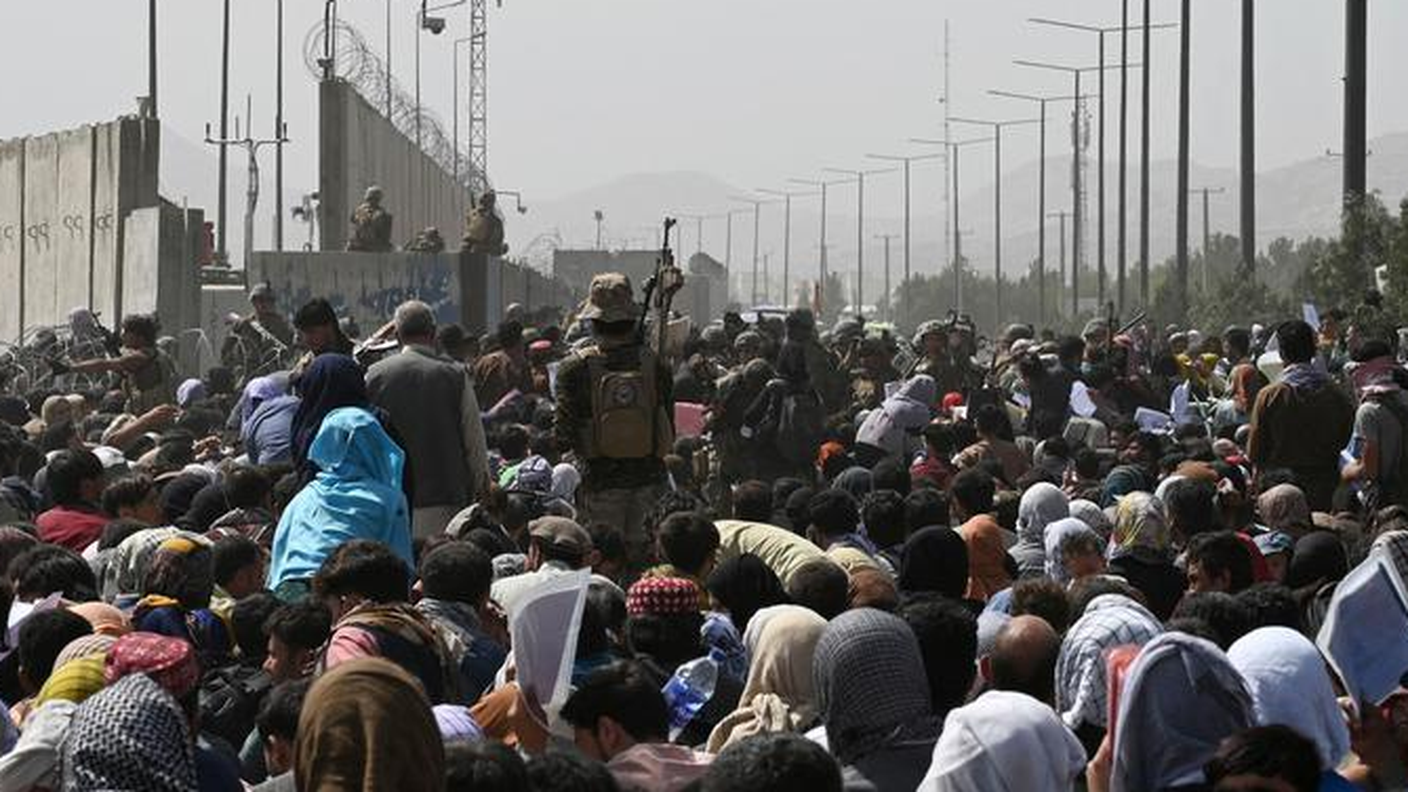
303;19;489;194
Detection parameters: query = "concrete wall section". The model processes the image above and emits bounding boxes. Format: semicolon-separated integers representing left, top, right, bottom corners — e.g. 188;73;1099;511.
121;207;161;317
0;140;23;342
318;80;469;252
90;122;122;324
55;126;94;315
22;134;60;333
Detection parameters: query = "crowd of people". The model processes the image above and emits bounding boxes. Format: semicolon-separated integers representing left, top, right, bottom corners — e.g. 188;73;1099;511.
0;274;1407;792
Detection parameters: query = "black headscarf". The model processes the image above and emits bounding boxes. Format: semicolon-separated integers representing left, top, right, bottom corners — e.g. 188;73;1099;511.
706;553;789;634
1286;531;1348;590
898;526;969;599
291;354;369;471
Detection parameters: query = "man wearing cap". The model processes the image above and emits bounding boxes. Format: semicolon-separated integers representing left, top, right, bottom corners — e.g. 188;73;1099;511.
555;274;673;573
221;284;294;381
489;516;593;616
347;185;394;252
367;300;490;538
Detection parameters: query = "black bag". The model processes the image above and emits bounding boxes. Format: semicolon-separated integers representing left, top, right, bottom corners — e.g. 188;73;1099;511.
774;390;825;466
198;664;273;748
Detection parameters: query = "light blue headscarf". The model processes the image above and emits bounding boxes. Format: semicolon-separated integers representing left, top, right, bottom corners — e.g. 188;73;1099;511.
268;407;412;588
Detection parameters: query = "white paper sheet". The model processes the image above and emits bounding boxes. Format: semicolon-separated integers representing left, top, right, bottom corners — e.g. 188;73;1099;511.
509;568;591;712
1317;554;1408;710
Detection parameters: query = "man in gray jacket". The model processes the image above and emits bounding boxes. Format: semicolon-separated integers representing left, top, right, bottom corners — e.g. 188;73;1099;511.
367;300;490;537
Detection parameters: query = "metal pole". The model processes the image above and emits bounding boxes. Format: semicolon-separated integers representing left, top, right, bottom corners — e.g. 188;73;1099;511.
696;216;703;257
856;173;865;314
274;0;285;251
1058;213;1067;302
1175;0;1192;320
902;160;911;289
1140;0;1152;307
386;0;393;117
881;235;892;321
751;201;761;306
148;0;158;116
1039;101;1047;326
453;43;460;181
1119;0;1129;314
726;213;733;271
1098;30;1107;306
820;184;829;286
953;145;962;310
944;19;952;280
1072;70;1082;318
1343;0;1367;241
1240;0;1255;274
783;195;792;305
217;0;230;264
994;125;1003;323
415;8;422;149
1202;188;1211;292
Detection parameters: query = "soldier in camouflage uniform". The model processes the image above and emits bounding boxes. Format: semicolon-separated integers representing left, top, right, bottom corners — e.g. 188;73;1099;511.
58;314;175;414
463;191;508;255
346;186;394;253
405;227;447;253
222;283;295;383
908;318;985;397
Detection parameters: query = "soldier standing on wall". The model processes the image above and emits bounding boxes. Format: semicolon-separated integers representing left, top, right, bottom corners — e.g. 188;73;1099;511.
463;191;508;255
55;314;176;414
347;185;394;252
554;273;673;574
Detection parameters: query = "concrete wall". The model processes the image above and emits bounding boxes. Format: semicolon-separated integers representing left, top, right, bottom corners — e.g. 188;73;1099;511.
0;116;166;343
318;80;470;253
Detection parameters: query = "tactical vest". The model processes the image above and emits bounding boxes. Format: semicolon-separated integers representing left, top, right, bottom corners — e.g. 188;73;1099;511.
579;347;673;460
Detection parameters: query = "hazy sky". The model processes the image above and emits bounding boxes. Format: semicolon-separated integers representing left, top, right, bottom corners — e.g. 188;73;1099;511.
3;0;1406;217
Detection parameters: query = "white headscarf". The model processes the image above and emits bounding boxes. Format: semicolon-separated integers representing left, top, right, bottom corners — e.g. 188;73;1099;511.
1228;626;1351;770
1043;517;1099;585
919;690;1086;792
1012;483;1069;578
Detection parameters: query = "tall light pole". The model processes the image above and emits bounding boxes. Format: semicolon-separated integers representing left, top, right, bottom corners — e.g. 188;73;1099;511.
1190;187;1225;293
1240;0;1255;275
989;90;1080;327
273;0;285;250
758;188;816;308
1014;59;1129;316
1343;0;1367;277
731;196;775;306
148;0;158;116
415;1;466;150
1049;211;1071;313
950;117;1039;324
217;0;231;265
1175;0;1192;323
1141;0;1152;307
874;234;895;321
790;176;857;297
912;137;993;312
865;152;944;294
723;208;750;301
823;167;896;317
1027;18;1174;314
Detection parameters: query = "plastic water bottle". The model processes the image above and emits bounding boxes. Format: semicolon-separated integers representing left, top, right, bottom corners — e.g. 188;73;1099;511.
662;648;723;742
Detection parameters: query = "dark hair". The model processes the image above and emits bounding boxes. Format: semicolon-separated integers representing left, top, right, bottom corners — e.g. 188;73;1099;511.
96;519;148;552
974;404;1010;438
1223;327;1252;359
784;560;849;620
264;599;333;653
212;534;262;587
497;425;530;461
903;488;949;532
1068;576;1146;621
871;458;910;496
1163;478;1221;540
45;449;104;506
949;468;995;516
445;741;530;792
702;733;843;792
584;523;626;570
732;481;773;522
861;490;908;549
120;313;159;346
560;660;669;742
806;490;859;541
224;466;272;509
312;540;410;603
293;298;338;330
100;474;155;518
39;420;78;453
626;611;703;670
1236;583;1303;633
1204;726;1321;792
1171;591;1251;649
657;512;720;577
898;593;978;718
18;608;92;688
232;591;281;660
922;422;957;457
466;527;520;559
1010;577;1072;634
1073;447;1102;480
1276;320;1317;364
524;750;617;792
419;541;493;605
10;544;99;602
706;554;789;634
1187;531;1255;594
256;678;313;742
496;320;525;350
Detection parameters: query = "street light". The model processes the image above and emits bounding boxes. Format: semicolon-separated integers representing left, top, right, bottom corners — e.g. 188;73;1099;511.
722;208;751;301
416;0;465;149
1029;18;1175;314
865;152;944;295
788;175;857;289
495;190;528;214
1013;58;1130;317
821;167;895;317
949;116;1040;325
989;90;1081;327
731;195;776;307
1189;186;1224;293
757;188;817;307
911;137;993;311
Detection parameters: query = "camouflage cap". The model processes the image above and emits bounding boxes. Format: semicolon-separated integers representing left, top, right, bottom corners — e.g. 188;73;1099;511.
579;273;640;323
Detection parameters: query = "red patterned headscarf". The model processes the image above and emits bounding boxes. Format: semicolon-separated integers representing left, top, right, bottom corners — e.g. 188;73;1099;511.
104;632;201;700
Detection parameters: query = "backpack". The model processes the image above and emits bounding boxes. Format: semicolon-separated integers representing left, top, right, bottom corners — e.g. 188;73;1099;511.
774;389;825;466
198;663;273;748
582;348;671;459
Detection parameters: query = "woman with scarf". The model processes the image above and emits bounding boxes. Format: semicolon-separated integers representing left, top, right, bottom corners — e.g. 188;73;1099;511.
268;407;413;600
854;374;937;466
1102;633;1255;792
1247;320;1355;511
1227;627;1352;783
706;604;826;753
812;608;942;792
294;658;445;792
919;690;1087;792
1044;516;1104;586
1056;592;1162;756
60;673;198;792
1105;492;1185;620
133;533;233;666
1011;483;1069;579
898;526;969;600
